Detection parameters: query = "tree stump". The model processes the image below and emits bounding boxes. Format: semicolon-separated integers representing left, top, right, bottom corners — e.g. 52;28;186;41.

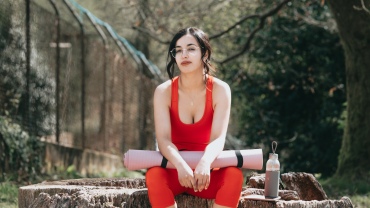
281;172;328;200
18;173;354;208
248;172;328;200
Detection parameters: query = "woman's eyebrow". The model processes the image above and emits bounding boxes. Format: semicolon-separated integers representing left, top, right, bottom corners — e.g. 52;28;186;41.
175;43;197;48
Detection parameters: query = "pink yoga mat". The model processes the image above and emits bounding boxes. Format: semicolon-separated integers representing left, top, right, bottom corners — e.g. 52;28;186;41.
123;149;263;171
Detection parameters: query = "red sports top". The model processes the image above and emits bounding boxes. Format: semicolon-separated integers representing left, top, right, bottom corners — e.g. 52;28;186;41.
170;76;214;151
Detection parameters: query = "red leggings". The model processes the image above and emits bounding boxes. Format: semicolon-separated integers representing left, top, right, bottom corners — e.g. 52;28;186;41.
146;166;243;208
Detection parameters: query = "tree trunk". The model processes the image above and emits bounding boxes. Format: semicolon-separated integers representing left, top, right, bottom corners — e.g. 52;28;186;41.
327;0;370;180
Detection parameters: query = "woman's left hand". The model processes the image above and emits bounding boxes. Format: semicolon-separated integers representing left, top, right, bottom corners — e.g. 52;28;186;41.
193;160;211;192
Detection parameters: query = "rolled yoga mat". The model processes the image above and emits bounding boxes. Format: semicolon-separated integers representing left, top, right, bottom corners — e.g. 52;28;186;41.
123;149;263;171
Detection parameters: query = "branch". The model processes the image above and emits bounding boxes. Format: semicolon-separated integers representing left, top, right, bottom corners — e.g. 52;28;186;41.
131;0;291;60
354;0;370;14
132;26;170;44
218;0;291;64
209;14;260;39
290;7;337;33
362;0;370;13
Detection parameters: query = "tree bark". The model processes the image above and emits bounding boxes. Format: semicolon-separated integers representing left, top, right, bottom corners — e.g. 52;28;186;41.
327;0;370;180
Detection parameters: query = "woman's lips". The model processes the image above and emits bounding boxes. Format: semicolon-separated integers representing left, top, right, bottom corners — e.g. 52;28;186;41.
181;61;191;66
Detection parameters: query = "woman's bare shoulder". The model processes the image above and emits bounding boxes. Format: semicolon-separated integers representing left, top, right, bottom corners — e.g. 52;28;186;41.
154;79;172;102
211;77;231;110
212;76;231;94
155;79;172;92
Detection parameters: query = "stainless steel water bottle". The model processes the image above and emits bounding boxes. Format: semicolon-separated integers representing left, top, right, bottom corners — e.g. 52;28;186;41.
264;141;280;198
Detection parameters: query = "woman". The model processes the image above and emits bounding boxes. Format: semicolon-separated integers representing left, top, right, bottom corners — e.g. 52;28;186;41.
146;27;243;208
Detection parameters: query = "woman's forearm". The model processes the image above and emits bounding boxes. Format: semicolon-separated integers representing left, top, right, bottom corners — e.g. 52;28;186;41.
199;137;225;165
158;140;188;169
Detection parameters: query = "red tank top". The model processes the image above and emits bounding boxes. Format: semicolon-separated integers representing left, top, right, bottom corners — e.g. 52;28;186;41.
170;76;214;151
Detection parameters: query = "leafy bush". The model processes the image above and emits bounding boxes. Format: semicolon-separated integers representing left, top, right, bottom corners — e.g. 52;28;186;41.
228;1;346;177
0;1;55;136
0;3;53;182
0;181;18;205
0;116;44;182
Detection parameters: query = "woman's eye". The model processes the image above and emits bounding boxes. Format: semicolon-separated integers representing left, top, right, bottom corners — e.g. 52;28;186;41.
176;49;182;53
188;47;196;51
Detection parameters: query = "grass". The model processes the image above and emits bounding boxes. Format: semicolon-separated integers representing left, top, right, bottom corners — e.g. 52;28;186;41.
0;181;18;208
319;176;370;208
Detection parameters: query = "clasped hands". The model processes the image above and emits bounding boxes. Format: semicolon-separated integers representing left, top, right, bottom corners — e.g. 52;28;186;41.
177;160;210;192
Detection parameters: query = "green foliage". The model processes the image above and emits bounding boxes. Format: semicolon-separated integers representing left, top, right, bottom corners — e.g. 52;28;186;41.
0;116;45;182
46;165;83;180
0;1;55;136
320;176;370;207
0;181;18;208
321;177;370;196
0;1;12;53
65;165;83;179
112;168;145;179
229;1;346;177
0;2;54;183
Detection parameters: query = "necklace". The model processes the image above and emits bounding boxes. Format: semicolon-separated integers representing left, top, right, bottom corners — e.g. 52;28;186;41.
183;86;206;107
189;95;195;106
181;90;196;106
179;76;205;106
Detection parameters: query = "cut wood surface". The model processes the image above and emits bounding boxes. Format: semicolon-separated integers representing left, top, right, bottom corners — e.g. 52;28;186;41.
18;173;354;208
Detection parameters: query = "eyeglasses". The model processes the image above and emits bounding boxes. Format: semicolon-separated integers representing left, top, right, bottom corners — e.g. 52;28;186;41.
170;46;201;58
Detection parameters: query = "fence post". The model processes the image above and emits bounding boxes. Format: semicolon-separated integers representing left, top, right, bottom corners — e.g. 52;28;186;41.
62;0;86;149
84;12;108;151
49;0;61;144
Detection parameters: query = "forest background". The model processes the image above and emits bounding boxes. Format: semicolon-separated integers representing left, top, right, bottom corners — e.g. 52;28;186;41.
1;0;370;207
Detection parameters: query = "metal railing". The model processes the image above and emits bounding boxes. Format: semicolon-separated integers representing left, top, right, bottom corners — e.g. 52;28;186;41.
0;0;163;154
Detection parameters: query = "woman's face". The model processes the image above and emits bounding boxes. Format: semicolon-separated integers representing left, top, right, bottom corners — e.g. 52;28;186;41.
173;34;204;74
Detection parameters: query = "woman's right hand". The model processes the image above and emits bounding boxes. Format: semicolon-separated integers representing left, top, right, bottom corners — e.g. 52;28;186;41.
177;164;195;189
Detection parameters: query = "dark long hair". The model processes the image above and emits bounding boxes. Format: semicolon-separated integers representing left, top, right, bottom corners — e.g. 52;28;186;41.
166;27;215;79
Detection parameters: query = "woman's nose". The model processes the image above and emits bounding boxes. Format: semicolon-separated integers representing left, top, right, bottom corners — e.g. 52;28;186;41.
181;49;189;58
